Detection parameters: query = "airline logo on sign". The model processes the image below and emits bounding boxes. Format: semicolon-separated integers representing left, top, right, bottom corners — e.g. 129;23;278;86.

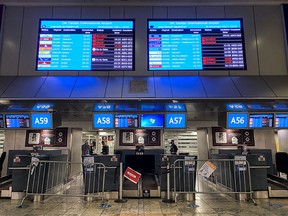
124;167;141;184
165;103;186;111
226;103;246;111
94;103;114;111
32;103;54;111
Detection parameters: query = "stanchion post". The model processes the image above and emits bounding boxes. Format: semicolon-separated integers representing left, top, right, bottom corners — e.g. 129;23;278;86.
114;162;127;203
162;156;174;203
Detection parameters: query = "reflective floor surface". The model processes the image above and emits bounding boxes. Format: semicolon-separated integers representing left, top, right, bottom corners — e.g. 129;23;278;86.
1;194;288;216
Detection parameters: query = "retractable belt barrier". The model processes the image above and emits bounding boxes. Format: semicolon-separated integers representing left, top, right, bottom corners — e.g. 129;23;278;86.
19;160;106;206
172;158;256;204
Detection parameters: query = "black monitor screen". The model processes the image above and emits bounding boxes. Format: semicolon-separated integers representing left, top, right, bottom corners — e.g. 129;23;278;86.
115;114;138;128
148;19;246;71
36;19;135;71
248;114;273;128
0;114;3;128
5;114;30;128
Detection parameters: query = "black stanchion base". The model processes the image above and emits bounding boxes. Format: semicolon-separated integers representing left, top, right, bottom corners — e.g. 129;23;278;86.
114;199;128;203
16;204;29;208
162;199;175;203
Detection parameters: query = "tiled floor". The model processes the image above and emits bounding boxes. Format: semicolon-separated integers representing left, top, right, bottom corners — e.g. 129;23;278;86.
1;194;288;216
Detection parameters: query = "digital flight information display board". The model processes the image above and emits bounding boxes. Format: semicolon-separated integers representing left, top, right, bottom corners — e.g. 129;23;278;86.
248;114;274;128
148;19;246;70
5;114;30;129
115;114;138;128
36;20;135;71
275;113;288;128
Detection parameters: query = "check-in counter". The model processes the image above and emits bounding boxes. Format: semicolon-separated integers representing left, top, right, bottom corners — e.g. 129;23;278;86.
9;150;67;193
211;152;269;191
160;154;197;193
82;154;120;193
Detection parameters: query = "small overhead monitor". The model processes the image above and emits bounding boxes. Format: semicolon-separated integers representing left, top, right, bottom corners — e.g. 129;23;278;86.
148;19;246;71
275;113;288;128
248;113;273;128
115;114;138;128
36;19;135;71
5;114;30;129
140;114;164;128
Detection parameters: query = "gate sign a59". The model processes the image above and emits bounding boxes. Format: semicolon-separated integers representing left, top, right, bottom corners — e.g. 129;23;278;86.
31;113;52;129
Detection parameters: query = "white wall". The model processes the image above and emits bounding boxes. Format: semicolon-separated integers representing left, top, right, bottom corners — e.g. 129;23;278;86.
277;129;288;153
0;5;286;76
70;129;82;176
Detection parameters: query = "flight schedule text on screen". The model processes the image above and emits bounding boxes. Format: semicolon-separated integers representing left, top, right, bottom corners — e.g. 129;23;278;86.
148;19;246;70
36;20;134;71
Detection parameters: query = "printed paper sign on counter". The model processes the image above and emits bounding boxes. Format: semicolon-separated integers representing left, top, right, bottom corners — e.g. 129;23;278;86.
198;161;217;178
124;167;141;184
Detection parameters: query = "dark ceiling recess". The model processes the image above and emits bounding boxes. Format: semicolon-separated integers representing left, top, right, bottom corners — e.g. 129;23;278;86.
129;80;148;93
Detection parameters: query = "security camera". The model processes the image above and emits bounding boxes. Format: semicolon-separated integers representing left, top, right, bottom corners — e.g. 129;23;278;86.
48;108;56;113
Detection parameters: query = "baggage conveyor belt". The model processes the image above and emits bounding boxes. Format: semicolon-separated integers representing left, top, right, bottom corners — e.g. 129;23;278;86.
268;174;288;197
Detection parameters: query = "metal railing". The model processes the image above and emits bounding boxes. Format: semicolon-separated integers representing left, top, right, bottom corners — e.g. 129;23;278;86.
173;158;255;204
19;160;106;206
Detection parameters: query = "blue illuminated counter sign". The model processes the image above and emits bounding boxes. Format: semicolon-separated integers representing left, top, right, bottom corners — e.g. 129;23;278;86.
93;113;114;129
31;113;52;129
166;113;186;128
227;113;248;128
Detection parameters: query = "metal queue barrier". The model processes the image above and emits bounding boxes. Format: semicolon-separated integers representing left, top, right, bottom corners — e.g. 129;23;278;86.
19;160;107;207
171;158;256;205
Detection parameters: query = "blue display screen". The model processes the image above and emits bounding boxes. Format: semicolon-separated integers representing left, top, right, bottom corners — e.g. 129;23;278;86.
93;113;114;129
273;104;288;110
246;104;272;110
115;114;138;128
31;113;52;129
227;113;248;128
275;114;288;128
36;20;135;71
140;114;164;128
148;19;246;71
140;104;164;111
5;114;30;128
115;104;138;111
165;113;186;128
0;114;3;128
249;114;274;128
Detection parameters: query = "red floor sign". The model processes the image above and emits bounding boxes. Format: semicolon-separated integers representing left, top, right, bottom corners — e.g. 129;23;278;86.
124;167;141;184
